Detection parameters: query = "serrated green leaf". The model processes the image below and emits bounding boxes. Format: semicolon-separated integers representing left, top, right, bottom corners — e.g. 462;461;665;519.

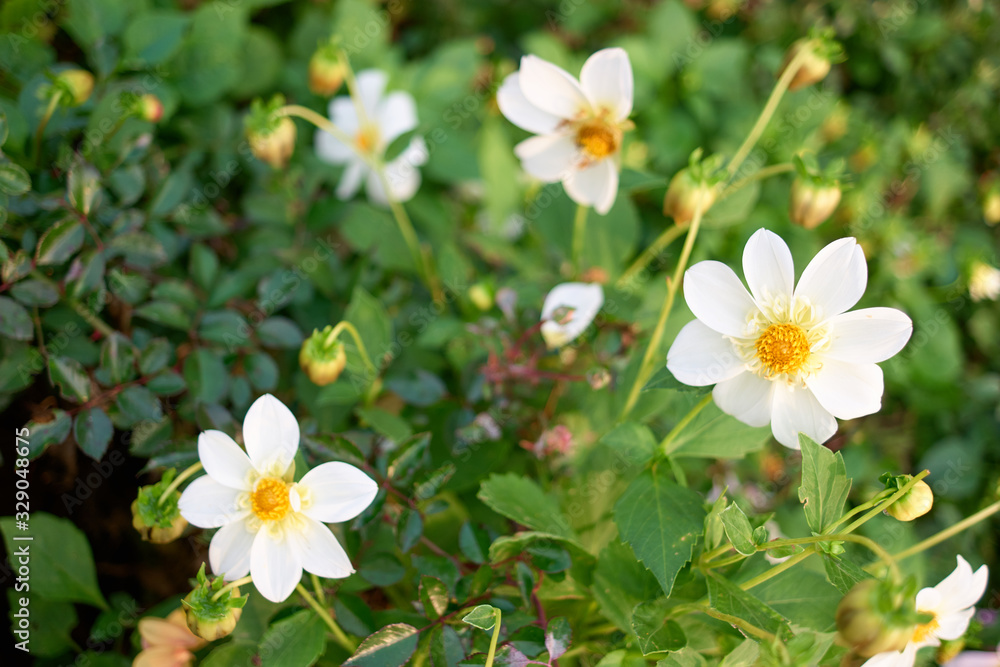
259;610;326;667
478;473;578;542
462;605;499;631
706;572;789;636
798;434;852;534
344;623;419;667
631;600;686;655
720;503;756;556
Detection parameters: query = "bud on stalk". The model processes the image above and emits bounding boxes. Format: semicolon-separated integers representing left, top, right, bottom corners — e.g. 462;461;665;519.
880;473;934;522
789;179;842;229
663;148;725;225
300;325;348;386
245;96;297;168
182;564;246;641
55;69;95;106
309;44;347;96
836;579;915;657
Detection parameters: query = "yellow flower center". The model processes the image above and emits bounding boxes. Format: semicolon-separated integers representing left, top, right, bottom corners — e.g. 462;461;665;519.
576;121;618;159
355;124;380;154
911;613;939;643
251;477;291;522
754;323;811;376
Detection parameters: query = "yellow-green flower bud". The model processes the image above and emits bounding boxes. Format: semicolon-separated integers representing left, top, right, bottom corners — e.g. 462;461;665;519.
182;564;246;642
139;94;164;123
309;47;346;96
789;179;842;229
131;469;187;544
835;580;914;657
55;69;95;106
468;283;494;311
779;39;831;91
245;96;296;168
885;479;934;522
663;169;717;226
300;325;348;386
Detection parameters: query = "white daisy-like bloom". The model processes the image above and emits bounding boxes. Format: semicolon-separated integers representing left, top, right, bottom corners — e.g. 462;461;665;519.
540;282;604;349
178;394;378;603
863;556;989;667
315;69;428;207
666;229;913;449
497;47;633;215
943;648;1000;667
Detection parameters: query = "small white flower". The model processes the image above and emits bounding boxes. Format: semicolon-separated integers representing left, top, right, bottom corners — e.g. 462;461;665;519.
863;555;989;667
315;69;428;207
969;261;1000;302
667;229;913;449
178;394;378;603
497;47;633;215
541;282;604;349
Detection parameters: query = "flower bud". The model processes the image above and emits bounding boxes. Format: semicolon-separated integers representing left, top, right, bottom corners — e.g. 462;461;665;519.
132;469;188;544
789;179;841;229
983;191;1000;225
468;283;494;311
780;39;830;91
836;580;914;657
139;94;164;123
308;47;346;96
55;69;95;106
880;473;934;522
969;261;1000;302
663;169;717;225
299;325;348;386
245;96;296;168
182;564;246;642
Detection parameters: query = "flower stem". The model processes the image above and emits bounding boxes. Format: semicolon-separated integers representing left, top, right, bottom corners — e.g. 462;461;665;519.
726;44;812;178
615;224;685;292
702;606;776;641
718;162;795;201
484;608;502;667
276;105;366;164
158;462;203;506
881;499;1000;567
297;583;357;653
329;321;379;377
739;548;813;591
572;204;589;275
620;203;705;419
33;89;63;167
660;393;713;456
839;470;930;536
211;576;252;601
311;573;327;607
762;533;901;583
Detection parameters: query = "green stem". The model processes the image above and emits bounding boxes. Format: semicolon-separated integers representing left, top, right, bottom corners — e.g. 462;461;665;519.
739;548;813;591
823;491;893;535
211;575;252;601
572;204;589;275
158;462;203;506
726;44;812;178
297;583;356;653
840;470;930;535
763;533;900;583
660;393;713;456
329;321;378;378
620;204;705;419
718;162;795;201
484;608;502;667
880;499;1000;567
702;606;776;641
31;270;115;338
311;573;327;607
276;105;367;164
33;89;63;166
615;224;686;291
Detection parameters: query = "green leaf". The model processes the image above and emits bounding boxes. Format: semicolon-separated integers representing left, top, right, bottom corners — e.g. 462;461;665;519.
109;232;168;268
23;410;73;458
397;508;423;553
478;473;578;542
823;554;873;595
462;605;499;631
10;279;59;307
139;339;173;375
345;623;420;667
343;285;392;375
201;642;258;667
123;10;189;65
706;573;789;636
74;408;113;460
357;407;414;443
100;332;137;385
459;523;490;564
798;434;852;534
428;625;464;667
5;591;77;657
0;160;30;195
754;568;841;632
259;610;327;667
68;161;101;215
257;316;304;349
189;243;219;291
720;503;756;556
0;295;33;341
134;301;193;331
419;576;449;620
48;356;91;402
614;468;706;596
183;348;228;403
545;617;572;661
36;218;85;266
115;386;163;425
657;649;708;667
631;600;686;655
641;367;710;395
718;639;761;667
665;401;771;459
0;512;108;609
244;351;278;391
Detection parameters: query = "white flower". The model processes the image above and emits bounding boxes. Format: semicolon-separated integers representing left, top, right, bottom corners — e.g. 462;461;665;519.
315;69;428;207
178;394;378;603
943;648;1000;667
666;229;913;449
969;261;1000;302
541;282;604;349
497;47;633;215
863;556;989;667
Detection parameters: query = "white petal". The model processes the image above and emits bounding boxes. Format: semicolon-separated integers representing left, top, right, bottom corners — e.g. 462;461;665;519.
805;359;883;420
683;261;761;337
497;72;564;135
354;69;388;117
336;160;367;200
770;382;838;449
794;237;867;321
315;123;354;164
579;47;633;121
250;528;302;603
377;91;418;145
242;394;300;471
329;97;360;136
371;136;426;204
540;282;603;348
743;228;794;304
861;644;919;667
937;607;977;641
942;651;1000;667
298;462;379;523
518;55;590;120
209;519;255;581
713;372;776;427
514;133;578;182
825;308;913;363
198;430;253;490
666;320;745;386
929;556;989;615
563;158;619;215
292;516;355;579
178;476;247;529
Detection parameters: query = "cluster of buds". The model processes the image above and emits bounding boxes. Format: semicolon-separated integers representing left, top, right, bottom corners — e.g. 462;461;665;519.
245;95;296;168
663;149;725;225
51;69;95;106
309;38;347;96
778;27;845;91
880;472;934;522
182;564;246;641
788;153;844;229
836;578;928;657
131;468;188;544
299;325;348;386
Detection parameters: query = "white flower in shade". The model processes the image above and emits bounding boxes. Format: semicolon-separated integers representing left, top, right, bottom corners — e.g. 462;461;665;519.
315;69;428;206
178;394;378;603
944;648;1000;667
862;556;989;667
497;48;633;215
666;228;913;449
541;282;604;349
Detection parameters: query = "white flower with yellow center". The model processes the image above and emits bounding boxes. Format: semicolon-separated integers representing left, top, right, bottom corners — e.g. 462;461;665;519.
178;394;378;603
667;229;913;449
863;556;989;667
315;69;428;207
497;47;633;215
541;282;604;349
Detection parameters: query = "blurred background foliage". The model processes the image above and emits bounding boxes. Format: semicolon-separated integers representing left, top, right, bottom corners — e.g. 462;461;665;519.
0;0;998;664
